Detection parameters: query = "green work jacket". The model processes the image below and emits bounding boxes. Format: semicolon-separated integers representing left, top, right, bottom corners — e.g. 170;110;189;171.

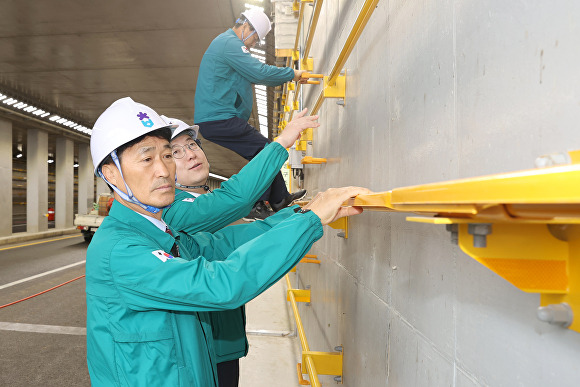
86;201;322;386
162;141;289;363
194;29;294;123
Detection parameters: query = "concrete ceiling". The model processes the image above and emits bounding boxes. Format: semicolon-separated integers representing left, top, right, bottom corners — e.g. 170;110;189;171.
0;0;278;177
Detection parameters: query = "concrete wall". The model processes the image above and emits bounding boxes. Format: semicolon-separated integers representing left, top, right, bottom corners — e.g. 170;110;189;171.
297;1;580;386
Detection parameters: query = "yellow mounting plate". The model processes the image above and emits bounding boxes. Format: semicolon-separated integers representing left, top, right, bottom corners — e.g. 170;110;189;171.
302;57;314;71
323;75;346;98
301;351;343;377
287;289;311;303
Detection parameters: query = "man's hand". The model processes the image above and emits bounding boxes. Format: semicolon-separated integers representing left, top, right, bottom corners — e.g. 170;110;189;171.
274;108;320;148
302;187;371;225
293;69;307;83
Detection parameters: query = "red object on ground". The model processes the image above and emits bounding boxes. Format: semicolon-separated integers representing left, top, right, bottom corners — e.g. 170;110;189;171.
47;207;55;221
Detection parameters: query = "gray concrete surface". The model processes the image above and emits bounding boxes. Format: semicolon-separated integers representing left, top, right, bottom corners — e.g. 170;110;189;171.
295;1;580;386
241;278;302;387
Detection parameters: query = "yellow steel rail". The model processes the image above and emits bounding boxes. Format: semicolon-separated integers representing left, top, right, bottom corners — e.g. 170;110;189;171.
310;0;380;115
347;163;580;218
287;0;306;68
302;0;325;68
338;161;580;333
328;0;379;86
278;0;307;135
285;269;343;385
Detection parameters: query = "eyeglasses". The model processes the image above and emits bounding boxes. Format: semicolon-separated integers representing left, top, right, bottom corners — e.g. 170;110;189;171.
172;141;202;159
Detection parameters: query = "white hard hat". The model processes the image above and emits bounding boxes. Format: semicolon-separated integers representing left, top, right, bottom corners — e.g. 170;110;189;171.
241;9;271;39
90;97;177;174
161;115;200;141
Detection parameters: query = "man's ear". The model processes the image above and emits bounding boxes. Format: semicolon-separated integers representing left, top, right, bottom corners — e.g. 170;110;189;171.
101;163;119;188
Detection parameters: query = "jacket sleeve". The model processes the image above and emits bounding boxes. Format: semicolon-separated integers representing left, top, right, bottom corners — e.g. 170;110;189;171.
163;142;289;234
222;40;294;86
110;209;322;312
183;206;298;262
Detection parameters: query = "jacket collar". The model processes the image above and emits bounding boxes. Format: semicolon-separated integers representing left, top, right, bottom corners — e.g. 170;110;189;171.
108;201;178;249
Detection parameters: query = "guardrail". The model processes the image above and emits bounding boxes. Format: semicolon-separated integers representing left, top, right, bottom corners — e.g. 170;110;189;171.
285;256;343;385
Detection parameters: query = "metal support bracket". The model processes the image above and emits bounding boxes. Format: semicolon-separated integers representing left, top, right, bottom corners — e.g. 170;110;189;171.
301;156;327;164
344;159;580;333
296;141;307;151
323;75;346;99
302;57;314;71
301;128;313;141
328;217;348;239
292;50;300;61
287;288;311;303
301;351;343;379
290;254;321;272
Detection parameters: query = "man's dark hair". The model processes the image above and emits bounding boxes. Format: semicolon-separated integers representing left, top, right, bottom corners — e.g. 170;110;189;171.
99;127;172;170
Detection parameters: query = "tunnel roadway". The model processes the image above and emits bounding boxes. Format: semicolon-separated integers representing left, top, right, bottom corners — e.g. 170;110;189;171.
0;234;89;386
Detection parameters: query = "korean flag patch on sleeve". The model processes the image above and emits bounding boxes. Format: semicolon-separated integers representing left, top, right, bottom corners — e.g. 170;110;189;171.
152;250;174;262
241;46;249;54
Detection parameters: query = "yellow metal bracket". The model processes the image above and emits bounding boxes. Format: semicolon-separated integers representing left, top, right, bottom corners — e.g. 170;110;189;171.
344;161;580;333
323;75;346;98
287;288;311;303
302;58;314;71
295;141;307;151
292;50;300;61
301;156;327;164
328;217;348;239
302;254;321;264
301;351;343;380
290;254;321;272
301;128;313;141
293;101;300;110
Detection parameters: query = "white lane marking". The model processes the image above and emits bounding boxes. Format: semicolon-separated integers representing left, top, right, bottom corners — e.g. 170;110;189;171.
0;260;86;290
0;322;86;336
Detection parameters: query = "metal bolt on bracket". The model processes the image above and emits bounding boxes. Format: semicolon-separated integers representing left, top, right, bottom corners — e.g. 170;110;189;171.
467;223;492;248
336;99;345;106
537;303;573;328
445;224;459;245
337;231;346;238
334;376;342;383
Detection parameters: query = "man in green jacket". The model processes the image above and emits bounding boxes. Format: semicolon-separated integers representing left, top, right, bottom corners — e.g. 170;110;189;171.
162;109;318;387
86;96;367;386
195;8;309;220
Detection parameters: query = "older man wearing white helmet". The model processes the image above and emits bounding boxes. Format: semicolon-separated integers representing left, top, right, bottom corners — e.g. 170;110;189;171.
85;97;368;386
162;109;318;387
195;8;310;221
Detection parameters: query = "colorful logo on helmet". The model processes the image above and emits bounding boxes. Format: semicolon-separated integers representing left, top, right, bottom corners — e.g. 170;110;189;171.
137;112;154;128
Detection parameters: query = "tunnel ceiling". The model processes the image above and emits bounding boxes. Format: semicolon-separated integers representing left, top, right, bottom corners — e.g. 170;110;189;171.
0;0;276;177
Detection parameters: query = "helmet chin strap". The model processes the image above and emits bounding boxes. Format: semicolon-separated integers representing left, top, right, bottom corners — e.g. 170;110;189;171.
175;182;211;192
99;150;170;214
241;25;256;43
174;160;212;193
